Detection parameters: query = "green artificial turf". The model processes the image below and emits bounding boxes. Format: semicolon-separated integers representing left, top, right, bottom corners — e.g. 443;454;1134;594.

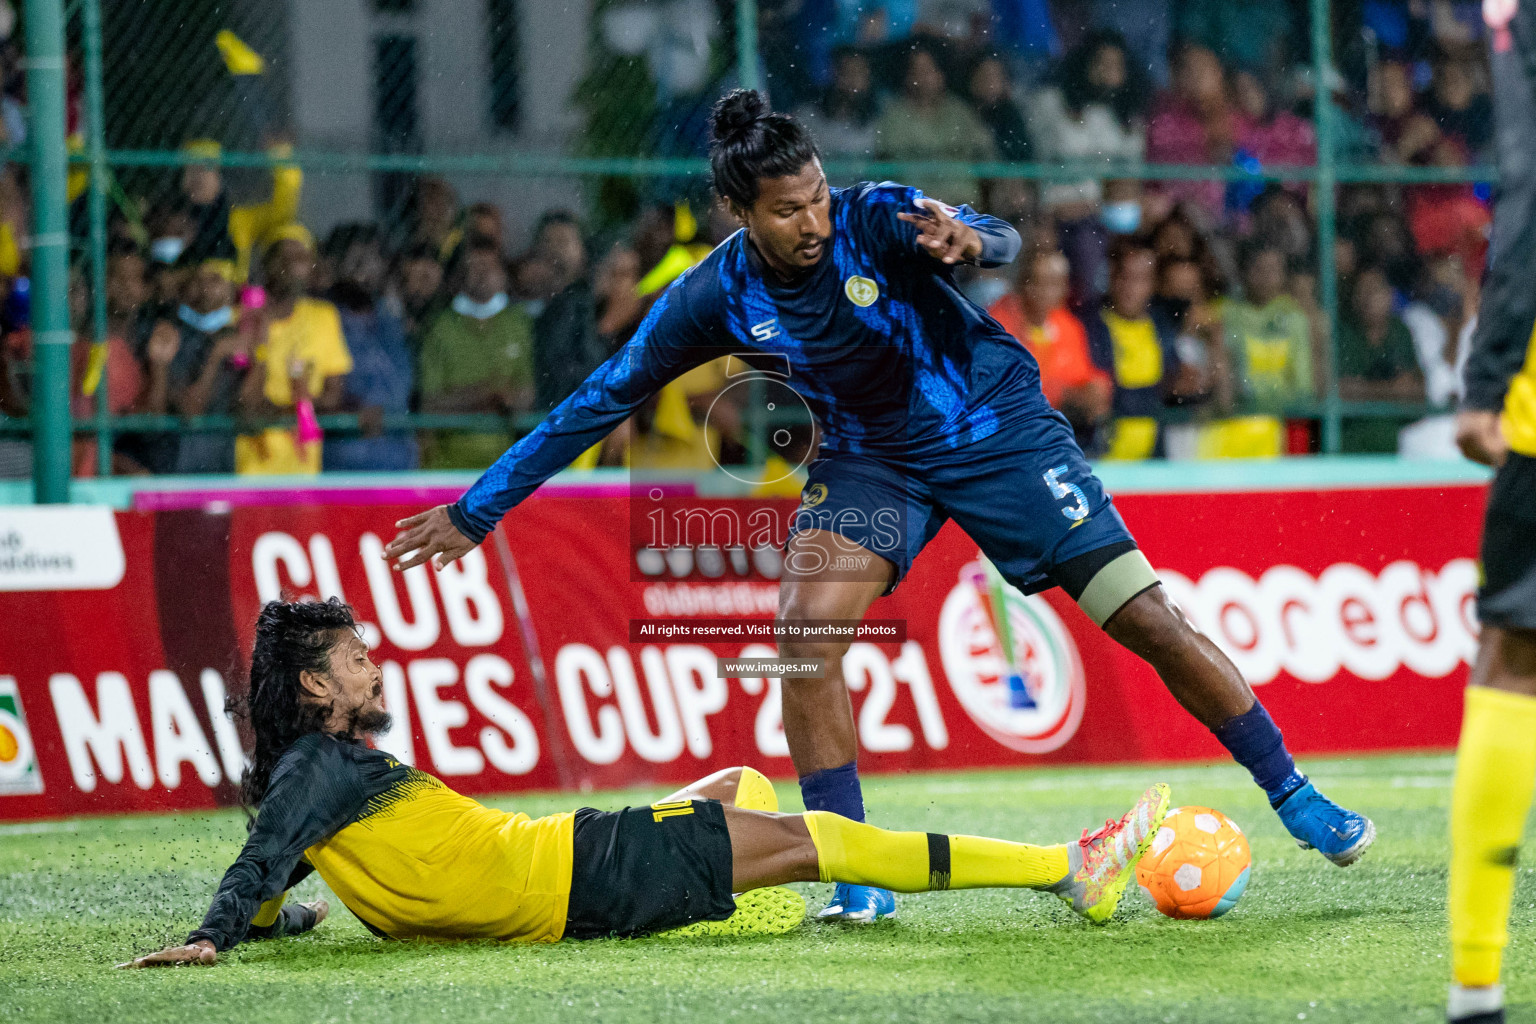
1;754;1531;1023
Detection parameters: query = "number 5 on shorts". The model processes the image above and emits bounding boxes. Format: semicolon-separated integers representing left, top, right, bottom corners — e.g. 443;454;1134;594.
1043;466;1089;521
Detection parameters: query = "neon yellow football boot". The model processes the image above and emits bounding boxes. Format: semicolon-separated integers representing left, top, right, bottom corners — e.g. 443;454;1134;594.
655;767;805;939
654;886;807;939
1049;782;1172;925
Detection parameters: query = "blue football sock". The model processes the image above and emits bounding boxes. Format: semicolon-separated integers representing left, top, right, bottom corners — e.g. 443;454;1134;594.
798;760;866;822
1213;702;1307;808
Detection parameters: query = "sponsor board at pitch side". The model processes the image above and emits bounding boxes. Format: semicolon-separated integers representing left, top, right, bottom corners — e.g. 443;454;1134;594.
0;506;126;591
0;492;1489;819
932;551;1481;755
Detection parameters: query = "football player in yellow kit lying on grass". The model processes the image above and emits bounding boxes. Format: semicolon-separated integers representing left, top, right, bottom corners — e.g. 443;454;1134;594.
121;599;1170;967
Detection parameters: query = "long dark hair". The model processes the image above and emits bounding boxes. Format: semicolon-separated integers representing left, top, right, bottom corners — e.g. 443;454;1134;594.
232;598;359;811
1060;29;1147;131
708;89;820;208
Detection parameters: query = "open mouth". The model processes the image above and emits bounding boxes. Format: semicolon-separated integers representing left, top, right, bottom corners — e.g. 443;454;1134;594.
797;240;825;259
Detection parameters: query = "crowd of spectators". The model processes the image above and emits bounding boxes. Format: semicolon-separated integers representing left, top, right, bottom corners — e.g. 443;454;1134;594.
0;0;1505;476
0;160;744;478
765;0;1496;459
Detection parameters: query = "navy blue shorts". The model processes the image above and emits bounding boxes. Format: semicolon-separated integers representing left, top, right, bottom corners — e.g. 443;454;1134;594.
789;410;1135;597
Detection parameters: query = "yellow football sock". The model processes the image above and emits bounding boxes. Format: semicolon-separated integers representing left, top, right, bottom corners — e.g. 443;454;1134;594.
734;767;778;812
251;891;287;928
803;811;1069;892
1450;685;1536;988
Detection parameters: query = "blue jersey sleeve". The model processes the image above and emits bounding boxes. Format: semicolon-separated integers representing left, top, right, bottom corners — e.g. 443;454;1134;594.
856;181;1021;268
449;281;717;543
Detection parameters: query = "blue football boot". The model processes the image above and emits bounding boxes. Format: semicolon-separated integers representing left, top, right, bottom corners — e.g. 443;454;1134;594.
1275;779;1376;866
817;883;896;923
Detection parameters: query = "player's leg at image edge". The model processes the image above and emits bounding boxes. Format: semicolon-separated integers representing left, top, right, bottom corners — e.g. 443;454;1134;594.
1446;634;1536;1024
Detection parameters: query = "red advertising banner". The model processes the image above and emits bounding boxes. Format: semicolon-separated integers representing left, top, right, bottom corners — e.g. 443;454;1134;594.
0;481;1488;821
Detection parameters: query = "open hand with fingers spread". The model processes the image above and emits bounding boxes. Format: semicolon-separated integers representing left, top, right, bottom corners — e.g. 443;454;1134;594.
383;504;478;572
896;197;983;265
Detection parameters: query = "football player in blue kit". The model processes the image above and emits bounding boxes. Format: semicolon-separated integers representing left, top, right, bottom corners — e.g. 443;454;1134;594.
385;89;1374;923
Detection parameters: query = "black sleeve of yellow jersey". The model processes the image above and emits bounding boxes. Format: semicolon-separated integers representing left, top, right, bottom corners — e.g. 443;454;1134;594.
1465;13;1536;412
187;735;370;951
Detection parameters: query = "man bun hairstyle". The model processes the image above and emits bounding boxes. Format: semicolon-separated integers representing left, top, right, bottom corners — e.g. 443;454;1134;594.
708;89;820;208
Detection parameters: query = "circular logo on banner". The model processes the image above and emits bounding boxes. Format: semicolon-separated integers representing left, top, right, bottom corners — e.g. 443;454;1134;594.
844;275;879;307
937;563;1086;753
0;709;35;783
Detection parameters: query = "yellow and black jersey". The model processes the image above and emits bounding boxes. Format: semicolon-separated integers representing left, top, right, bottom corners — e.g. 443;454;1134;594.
1467;315;1536;457
1467;10;1536;458
188;734;573;951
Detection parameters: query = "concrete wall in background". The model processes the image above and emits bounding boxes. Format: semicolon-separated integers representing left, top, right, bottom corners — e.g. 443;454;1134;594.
287;0;588;242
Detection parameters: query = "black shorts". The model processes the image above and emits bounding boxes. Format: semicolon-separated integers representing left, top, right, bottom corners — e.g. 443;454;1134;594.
1478;452;1536;631
563;799;737;940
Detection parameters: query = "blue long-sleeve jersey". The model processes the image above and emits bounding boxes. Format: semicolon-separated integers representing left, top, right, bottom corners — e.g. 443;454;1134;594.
449;181;1041;543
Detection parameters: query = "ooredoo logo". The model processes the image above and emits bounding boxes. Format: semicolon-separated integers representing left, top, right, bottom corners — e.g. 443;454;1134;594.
937;559;1085;754
0;677;43;796
1158;558;1479;685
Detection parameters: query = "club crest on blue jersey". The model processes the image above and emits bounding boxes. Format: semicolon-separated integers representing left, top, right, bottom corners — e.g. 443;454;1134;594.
844;276;878;307
803;483;829;507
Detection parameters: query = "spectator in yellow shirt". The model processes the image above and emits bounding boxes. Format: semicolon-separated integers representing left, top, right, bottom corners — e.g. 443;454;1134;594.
236;226;352;475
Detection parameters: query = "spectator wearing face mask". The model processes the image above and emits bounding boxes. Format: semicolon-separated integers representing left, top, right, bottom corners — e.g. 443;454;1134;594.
154;258;251;473
1057;178;1144;308
417;236;535;469
323;223;418;472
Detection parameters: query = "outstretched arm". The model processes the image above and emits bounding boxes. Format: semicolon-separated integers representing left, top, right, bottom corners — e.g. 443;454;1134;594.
385;284;718;570
119;898;328;969
116;741;364;968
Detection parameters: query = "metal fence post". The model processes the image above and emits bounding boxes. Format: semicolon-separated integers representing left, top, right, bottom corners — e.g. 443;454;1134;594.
736;0;760;93
25;0;73;502
1311;0;1342;454
83;0;112;477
